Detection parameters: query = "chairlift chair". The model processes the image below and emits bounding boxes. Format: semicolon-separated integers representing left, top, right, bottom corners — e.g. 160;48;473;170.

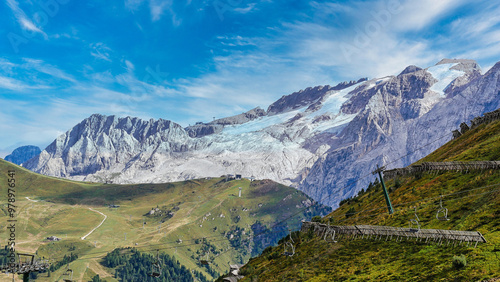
148;249;162;278
200;251;210;265
436;195;449;221
324;224;337;243
283;229;295;257
62;266;74;282
409;207;421;233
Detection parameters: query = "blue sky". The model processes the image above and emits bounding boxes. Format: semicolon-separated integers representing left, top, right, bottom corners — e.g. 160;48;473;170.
1;0;500;156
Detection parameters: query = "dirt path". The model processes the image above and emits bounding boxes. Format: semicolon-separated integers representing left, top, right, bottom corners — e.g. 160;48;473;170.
81;208;107;240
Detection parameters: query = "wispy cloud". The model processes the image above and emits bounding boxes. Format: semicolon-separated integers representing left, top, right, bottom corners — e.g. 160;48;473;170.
392;0;468;31
0;76;49;91
22;58;77;83
90;43;113;62
234;3;257;14
6;0;48;38
149;0;171;21
125;0;146;11
125;0;180;25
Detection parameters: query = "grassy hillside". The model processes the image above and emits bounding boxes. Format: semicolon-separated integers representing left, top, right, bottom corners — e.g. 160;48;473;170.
0;160;330;281
235;119;500;281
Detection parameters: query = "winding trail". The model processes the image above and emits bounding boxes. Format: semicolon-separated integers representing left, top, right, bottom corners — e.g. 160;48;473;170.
81;208;107;240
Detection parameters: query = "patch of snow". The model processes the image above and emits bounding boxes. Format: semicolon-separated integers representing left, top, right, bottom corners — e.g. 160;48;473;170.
426;63;465;96
311;113;357;134
357;76;392;91
221;109;303;135
313;83;361;117
306;82;362;134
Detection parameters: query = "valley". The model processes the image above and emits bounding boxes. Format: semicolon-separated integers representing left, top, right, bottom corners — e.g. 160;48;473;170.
0;161;330;281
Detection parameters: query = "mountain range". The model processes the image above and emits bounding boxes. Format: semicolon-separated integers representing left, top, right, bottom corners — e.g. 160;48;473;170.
22;58;500;207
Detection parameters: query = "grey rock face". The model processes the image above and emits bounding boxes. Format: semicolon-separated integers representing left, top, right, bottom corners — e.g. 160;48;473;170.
4;145;41;165
185;107;266;138
399;65;422;75
24;114;191;178
267;79;367;116
301;60;500;206
25;59;500;207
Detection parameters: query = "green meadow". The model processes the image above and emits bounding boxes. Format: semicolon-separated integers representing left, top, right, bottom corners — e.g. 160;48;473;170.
0;160;329;281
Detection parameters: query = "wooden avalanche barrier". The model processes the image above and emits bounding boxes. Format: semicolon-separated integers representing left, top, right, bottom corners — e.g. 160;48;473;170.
301;221;487;247
383;161;500;179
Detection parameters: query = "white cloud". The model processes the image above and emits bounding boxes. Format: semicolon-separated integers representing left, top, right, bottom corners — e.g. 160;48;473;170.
22;58;77;83
125;0;180;25
149;0;179;25
0;76;23;91
125;60;135;71
125;0;146;11
0;73;52;91
6;0;48;38
234;3;257;14
90;42;113;62
450;3;500;44
392;0;467;31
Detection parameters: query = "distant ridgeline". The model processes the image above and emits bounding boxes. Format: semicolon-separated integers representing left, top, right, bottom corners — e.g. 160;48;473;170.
452;108;500;139
383;107;500;179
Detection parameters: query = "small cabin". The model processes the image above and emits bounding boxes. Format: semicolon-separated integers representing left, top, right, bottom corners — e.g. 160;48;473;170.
47;236;61;241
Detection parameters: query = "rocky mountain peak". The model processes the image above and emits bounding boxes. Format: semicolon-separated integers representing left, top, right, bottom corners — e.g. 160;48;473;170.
4;145;41;165
398;65;423;76
435;58;481;74
485;61;500;75
266;78;367;116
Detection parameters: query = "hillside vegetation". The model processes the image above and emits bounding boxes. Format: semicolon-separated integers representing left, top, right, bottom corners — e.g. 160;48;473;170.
235;118;500;281
0;160;330;281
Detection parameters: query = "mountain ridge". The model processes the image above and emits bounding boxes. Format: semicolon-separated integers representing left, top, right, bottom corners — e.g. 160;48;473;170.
24;58;500;207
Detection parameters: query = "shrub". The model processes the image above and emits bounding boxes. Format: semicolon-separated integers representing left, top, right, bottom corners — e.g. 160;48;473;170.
262;246;273;254
394;178;401;189
452;254;467;269
311;216;322;222
345;206;355;218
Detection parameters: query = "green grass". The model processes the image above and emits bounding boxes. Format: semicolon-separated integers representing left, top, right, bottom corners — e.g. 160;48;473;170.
0;160;329;281
236;120;500;281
